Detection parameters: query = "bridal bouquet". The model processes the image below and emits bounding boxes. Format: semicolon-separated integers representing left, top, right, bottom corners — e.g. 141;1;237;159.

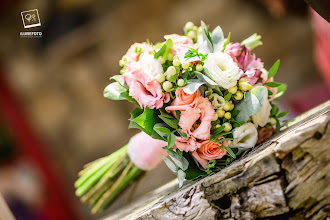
75;21;290;213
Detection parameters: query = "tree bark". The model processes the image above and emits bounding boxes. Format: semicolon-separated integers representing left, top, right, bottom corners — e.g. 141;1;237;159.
105;100;330;220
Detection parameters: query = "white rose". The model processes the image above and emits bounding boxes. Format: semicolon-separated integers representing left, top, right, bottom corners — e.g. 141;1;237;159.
203;52;240;89
139;53;164;78
231;122;258;148
209;93;226;109
252;91;271;127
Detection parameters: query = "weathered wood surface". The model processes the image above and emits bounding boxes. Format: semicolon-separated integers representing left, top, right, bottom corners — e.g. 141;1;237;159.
105;100;330;220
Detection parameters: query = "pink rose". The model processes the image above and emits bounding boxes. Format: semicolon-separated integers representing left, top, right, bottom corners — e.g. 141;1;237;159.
125;42;151;62
127;132;167;171
164;34;195;55
123;62;170;109
257;127;275;144
174;136;201;152
192;138;228;168
224;42;242;57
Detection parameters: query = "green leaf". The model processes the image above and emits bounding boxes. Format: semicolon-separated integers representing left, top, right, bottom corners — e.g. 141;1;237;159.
211;26;224;52
277;110;290;118
276;119;281;133
154;39;173;59
271;104;279;117
211;126;225;135
235;86;267;122
130;107;157;136
268;59;280;79
224;92;232;101
103;82;127;100
264;82;282;88
177;169;186;187
159;115;178;129
168;133;176;148
274;83;287;99
223;32;231;51
184;152;208;180
161;156;177;173
224;147;236;159
168;150;189;171
231;110;240;117
155;127;171;134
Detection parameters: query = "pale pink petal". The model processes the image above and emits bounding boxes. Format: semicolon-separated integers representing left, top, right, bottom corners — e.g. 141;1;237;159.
127;132;167;171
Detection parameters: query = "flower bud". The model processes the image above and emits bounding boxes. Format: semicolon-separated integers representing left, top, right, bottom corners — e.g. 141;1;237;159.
187;31;196;39
230;103;235;111
163;81;173;92
212;113;219;121
224;112;231;119
155;74;165;83
196;64;203;72
239;81;252;91
177;79;185;87
223;122;232;132
167;66;176;76
239;78;247;83
173;59;181;67
216;109;225;118
215;124;221;128
234;91;243;100
223;102;231;111
167;53;174;61
228;85;237;94
184;22;194;32
158;56;166;64
182;62;189;70
270;117;277;125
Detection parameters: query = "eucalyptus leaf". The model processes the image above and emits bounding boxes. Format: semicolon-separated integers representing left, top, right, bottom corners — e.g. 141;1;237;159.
235;86;267;122
168;150;189;171
196;71;217;86
161;156;177;173
182;79;205;94
177;169;186;187
110;75;126;88
211;26;224;52
104;82;128;100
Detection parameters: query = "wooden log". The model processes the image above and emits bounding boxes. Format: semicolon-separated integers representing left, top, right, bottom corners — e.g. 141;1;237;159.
104;100;330;220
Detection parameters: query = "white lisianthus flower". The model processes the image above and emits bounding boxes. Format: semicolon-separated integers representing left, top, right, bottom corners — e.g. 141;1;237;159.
252;91;271;127
209;93;226;109
139;53;164;79
231;122;258;148
203;52;240;89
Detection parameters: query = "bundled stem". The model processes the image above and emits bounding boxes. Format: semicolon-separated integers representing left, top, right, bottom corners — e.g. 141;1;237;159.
74;145;144;213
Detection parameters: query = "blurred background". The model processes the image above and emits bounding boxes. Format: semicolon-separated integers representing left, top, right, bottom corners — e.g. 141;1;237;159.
0;0;329;219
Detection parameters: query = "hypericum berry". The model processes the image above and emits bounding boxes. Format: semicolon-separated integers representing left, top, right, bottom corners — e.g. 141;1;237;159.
163;81;173;92
230;103;235;111
182;62;189;70
185;22;194;30
223;122;232;132
224;112;231;119
270;117;277;125
212;113;219;121
196;64;203;72
173;59;181;67
228;85;237;94
239;78;247;83
155;74;165;83
216;109;225;118
215;124;221;128
239;81;252;91
177;79;185;87
158;56;166;64
167;66;176;76
187;31;196;39
223;102;231;111
234;91;243;100
167;53;174;61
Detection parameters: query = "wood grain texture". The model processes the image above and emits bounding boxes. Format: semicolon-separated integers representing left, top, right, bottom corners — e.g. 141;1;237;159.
105;100;330;220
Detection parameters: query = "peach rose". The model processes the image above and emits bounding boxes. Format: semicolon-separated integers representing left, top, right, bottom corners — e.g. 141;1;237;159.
192;138;228;168
165;88;200;113
257;127;275;144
